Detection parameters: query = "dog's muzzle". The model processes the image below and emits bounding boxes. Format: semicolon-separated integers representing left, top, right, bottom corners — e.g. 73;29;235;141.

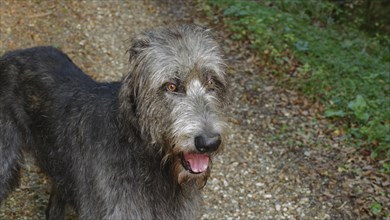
181;133;221;174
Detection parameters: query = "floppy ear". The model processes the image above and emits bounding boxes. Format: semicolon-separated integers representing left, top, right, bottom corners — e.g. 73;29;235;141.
122;34;151;121
128;35;150;61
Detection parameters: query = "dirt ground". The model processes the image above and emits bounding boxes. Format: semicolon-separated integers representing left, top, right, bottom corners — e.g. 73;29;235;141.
0;1;388;219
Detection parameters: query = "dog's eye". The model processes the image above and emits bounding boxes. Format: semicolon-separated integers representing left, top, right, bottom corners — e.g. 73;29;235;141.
206;78;216;91
166;83;178;92
207;78;214;86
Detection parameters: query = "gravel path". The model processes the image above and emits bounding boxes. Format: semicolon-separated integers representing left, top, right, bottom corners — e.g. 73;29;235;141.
1;1;388;219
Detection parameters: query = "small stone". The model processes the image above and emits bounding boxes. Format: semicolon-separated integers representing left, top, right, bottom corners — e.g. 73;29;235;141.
255;182;265;187
275;204;281;211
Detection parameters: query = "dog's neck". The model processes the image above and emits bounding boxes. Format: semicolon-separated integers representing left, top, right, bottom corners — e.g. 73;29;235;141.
115;92;203;218
124;141;202;218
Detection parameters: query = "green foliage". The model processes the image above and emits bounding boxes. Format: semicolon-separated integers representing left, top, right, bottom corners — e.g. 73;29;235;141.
370;202;383;215
348;95;370;122
202;0;390;162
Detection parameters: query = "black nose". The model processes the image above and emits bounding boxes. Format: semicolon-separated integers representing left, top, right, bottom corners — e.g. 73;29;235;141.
194;134;221;153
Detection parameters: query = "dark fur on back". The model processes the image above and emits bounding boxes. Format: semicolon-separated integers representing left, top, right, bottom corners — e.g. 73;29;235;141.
0;25;227;219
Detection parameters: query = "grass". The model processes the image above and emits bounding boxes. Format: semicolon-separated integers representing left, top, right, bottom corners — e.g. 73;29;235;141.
200;0;390;171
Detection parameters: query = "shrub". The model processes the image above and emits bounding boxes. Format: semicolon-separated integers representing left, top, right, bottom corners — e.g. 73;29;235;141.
202;0;390;170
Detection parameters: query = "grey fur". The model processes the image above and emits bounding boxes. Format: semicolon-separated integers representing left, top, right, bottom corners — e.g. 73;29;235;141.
0;24;228;219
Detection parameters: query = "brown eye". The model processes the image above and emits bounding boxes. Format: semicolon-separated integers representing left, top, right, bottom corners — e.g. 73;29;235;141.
166;83;177;92
206;78;216;91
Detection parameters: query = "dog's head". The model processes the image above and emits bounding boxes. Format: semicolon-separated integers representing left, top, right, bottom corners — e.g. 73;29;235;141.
120;24;228;187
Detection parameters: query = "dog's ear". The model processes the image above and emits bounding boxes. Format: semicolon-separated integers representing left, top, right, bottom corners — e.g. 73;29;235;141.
128;35;150;61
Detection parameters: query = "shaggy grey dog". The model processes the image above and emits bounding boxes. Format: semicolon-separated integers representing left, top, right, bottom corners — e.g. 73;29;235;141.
0;24;228;219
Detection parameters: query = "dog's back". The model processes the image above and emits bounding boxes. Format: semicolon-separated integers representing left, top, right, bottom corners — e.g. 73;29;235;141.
0;47;122;218
0;47;84;201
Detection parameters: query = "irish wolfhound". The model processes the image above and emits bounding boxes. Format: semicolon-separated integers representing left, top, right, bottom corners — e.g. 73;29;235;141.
0;24;228;219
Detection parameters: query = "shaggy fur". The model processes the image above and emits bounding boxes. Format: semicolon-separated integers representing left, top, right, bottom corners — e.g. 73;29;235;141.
0;24;228;219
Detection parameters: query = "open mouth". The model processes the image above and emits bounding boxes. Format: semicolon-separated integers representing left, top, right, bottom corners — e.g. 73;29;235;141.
181;152;209;174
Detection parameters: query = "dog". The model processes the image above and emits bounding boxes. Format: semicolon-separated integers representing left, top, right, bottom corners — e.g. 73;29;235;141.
0;24;228;219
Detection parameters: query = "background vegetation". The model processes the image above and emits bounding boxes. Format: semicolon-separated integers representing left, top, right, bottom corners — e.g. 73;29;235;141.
200;0;389;172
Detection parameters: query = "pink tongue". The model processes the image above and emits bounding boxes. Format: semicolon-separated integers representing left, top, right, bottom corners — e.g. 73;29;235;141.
183;153;209;173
